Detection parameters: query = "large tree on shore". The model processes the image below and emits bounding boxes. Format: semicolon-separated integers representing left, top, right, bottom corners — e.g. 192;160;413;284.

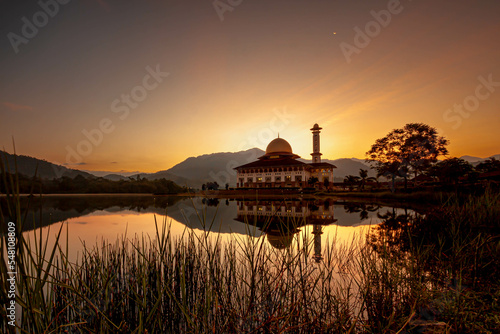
366;123;449;190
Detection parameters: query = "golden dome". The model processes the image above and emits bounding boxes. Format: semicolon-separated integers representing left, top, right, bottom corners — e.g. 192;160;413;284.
265;138;293;154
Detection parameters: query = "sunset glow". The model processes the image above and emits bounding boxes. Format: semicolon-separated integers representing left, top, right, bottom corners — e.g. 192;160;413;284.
1;0;499;172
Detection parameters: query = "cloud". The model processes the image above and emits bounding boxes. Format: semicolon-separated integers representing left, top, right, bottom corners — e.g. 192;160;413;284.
2;102;33;111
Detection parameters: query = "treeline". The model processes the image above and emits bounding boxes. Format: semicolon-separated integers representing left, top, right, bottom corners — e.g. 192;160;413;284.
0;173;187;194
355;123;500;192
342;157;500;194
344;157;500;189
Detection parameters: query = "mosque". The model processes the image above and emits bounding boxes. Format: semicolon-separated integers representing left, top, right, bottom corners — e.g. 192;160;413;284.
235;124;336;189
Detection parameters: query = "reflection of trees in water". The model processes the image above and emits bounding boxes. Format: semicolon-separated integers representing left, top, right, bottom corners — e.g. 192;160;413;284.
201;198;220;207
367;208;416;257
367;200;500;316
343;202;380;220
307;199;333;212
1;195;186;232
366;205;494;284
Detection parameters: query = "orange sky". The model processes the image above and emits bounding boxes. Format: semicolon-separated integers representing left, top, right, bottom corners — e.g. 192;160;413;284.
1;0;499;173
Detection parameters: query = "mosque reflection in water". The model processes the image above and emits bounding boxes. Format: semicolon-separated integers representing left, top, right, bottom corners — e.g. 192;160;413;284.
235;199;337;263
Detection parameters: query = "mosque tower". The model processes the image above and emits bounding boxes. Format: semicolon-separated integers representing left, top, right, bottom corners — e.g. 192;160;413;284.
310;123;322;163
312;224;323;263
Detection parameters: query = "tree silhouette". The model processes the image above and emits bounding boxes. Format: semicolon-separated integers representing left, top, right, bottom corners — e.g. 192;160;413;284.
307;176;319;187
358;169;376;190
366;123;448;190
343;175;360;191
429;157;474;185
476;157;500;173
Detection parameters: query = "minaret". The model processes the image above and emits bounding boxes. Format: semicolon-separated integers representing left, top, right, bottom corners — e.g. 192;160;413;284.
310;123;322;163
312;224;323;263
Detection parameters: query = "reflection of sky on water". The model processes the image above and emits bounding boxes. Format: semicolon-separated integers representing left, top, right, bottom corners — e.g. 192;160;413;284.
19;196;416;263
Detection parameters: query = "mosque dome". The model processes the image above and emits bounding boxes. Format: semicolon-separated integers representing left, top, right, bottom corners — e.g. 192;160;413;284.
266;233;294;249
265;138;293;154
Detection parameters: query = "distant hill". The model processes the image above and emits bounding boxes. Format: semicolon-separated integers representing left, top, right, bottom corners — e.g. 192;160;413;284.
3;149;498;189
350;158;371;166
83;170;140;178
102;174;127;181
109;152;499;187
460;155;486;164
159;149;376;187
0;150;93;180
460;154;500;165
161;148;265;188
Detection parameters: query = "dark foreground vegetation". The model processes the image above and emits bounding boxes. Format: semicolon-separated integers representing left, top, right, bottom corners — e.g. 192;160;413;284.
1;171;499;332
0;172;186;194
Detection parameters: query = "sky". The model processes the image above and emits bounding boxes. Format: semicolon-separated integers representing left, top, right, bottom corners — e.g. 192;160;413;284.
1;0;499;173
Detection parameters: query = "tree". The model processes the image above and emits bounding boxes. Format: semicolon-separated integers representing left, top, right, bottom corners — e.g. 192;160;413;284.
366;123;448;190
206;182;219;190
323;178;330;189
476;157;500;173
307;176;319;187
358;169;367;190
429;158;474;185
343;175;360;191
357;169;376;191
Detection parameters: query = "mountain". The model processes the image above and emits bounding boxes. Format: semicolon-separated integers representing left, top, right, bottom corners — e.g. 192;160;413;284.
160;148;265;188
84;170;141;178
459;154;500;165
4;149;498;188
102;174;127;181
0;150;93;179
460;155;485;164
350;158;371;166
160;149;376;187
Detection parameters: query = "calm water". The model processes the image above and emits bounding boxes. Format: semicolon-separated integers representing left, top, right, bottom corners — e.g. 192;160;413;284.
4;195;417;263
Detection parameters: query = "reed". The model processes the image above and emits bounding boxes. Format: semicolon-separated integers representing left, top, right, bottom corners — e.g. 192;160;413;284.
1;152;499;333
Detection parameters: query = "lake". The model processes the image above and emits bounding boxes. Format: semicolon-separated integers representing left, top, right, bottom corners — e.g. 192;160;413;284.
3;195;418;263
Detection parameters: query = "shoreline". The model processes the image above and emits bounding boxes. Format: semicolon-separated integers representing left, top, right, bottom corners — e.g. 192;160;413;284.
0;193;194;197
1;190;447;203
196;189;447;203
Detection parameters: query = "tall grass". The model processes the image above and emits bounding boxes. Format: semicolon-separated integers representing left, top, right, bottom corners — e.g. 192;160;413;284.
2;152;499;333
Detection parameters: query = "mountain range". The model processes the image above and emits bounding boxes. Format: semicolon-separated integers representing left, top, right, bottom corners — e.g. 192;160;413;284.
1;150;498;189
